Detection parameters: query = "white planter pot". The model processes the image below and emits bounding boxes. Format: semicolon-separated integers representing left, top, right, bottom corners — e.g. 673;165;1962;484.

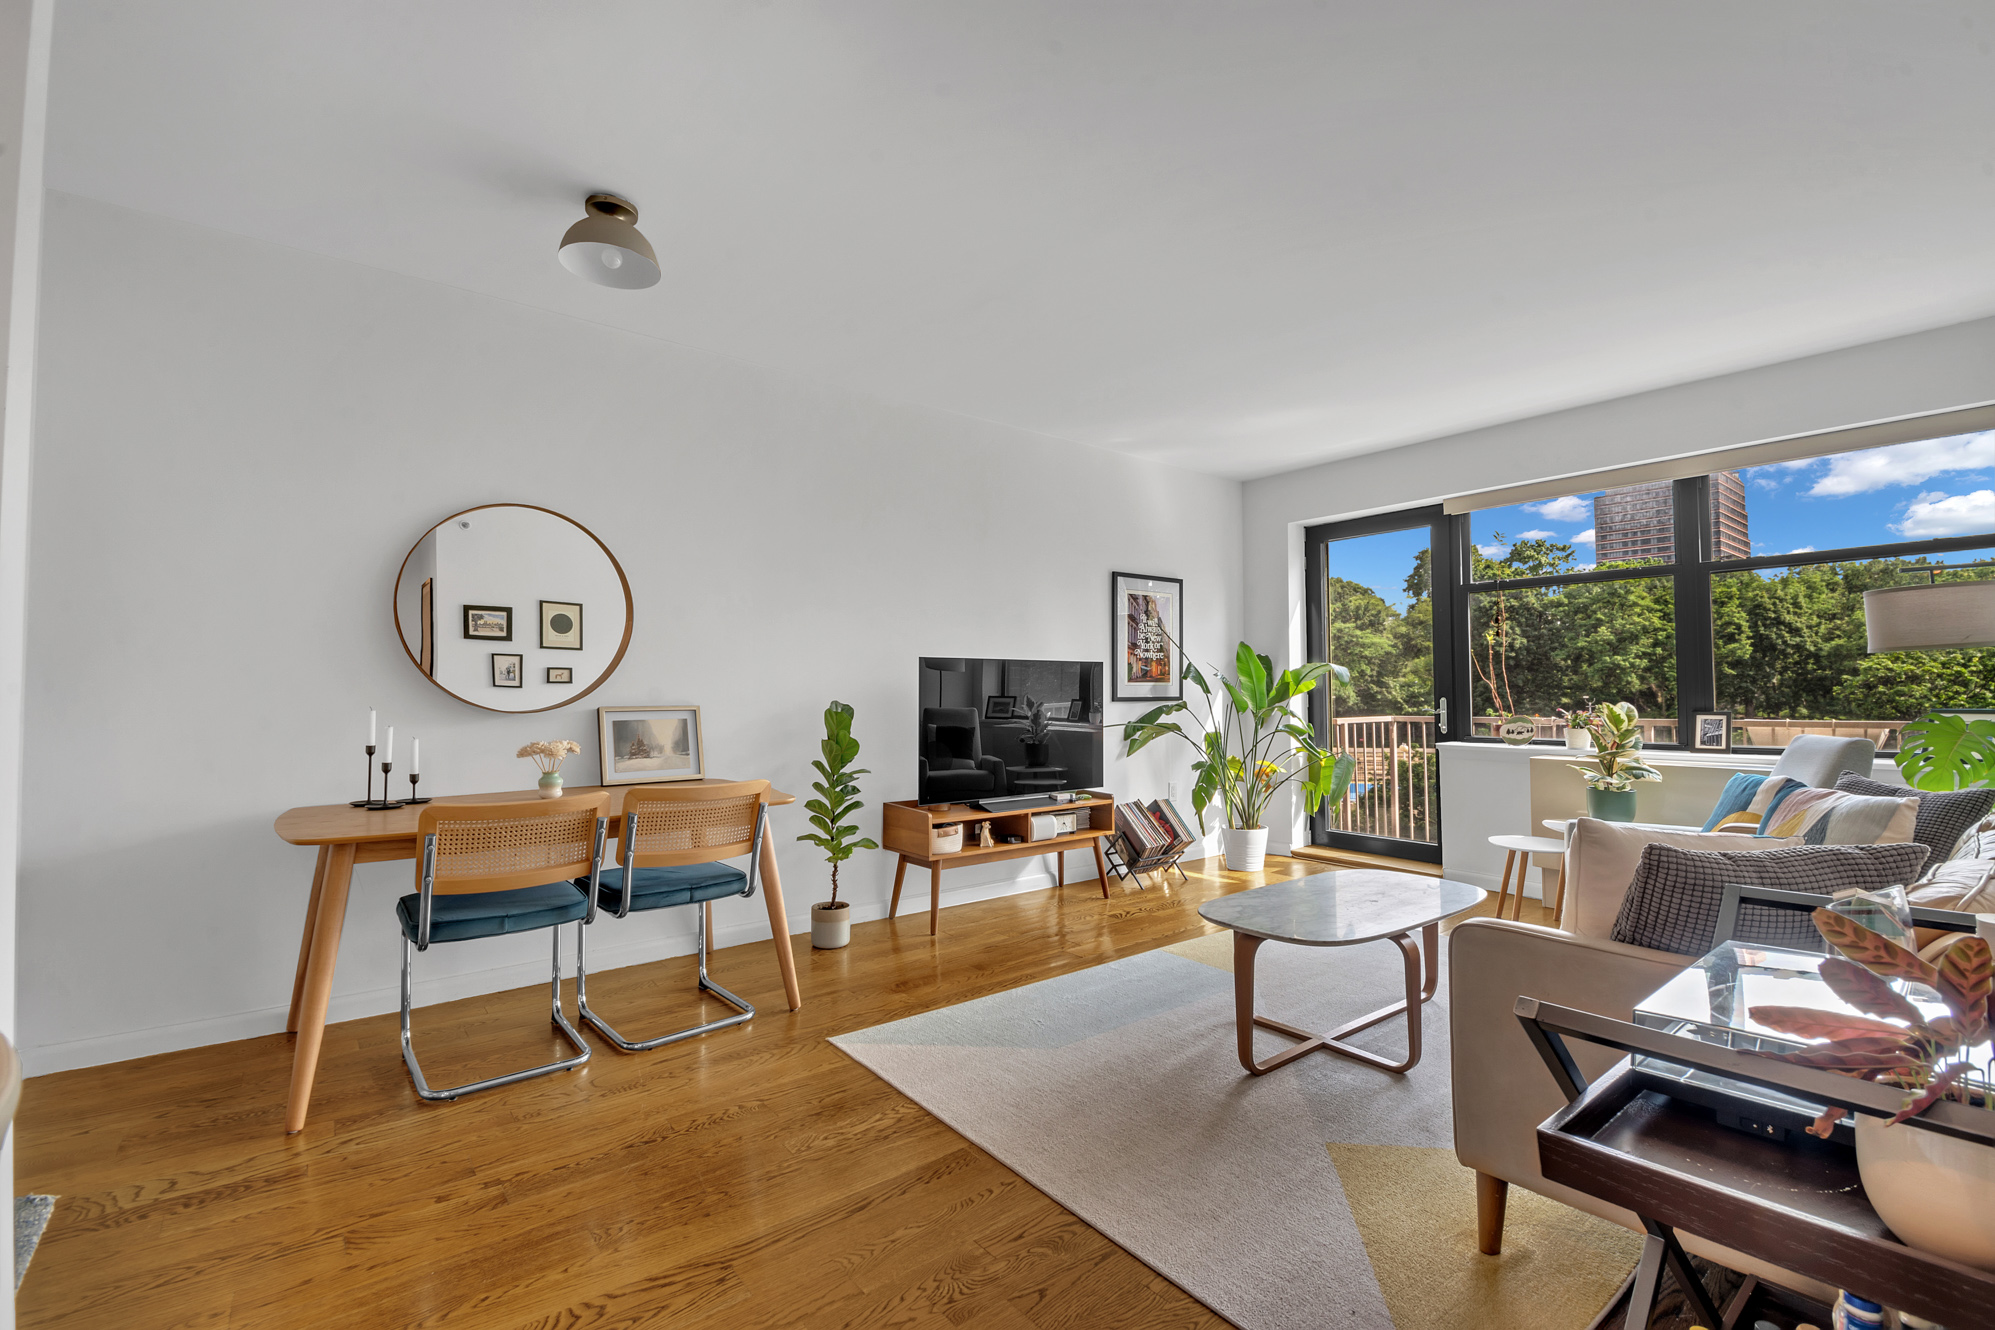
1565;727;1592;752
811;902;851;950
1856;1114;1995;1270
1222;826;1268;872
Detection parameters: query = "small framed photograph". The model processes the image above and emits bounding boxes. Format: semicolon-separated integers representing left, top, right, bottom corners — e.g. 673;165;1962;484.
540;600;583;650
1692;710;1733;752
984;694;1016;720
546;666;574;684
1112;571;1183;702
598;705;705;785
1066;699;1085;721
464;605;512;640
491;653;523;688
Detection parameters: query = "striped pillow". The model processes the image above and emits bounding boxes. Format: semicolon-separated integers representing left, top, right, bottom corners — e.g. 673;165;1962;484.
1760;784;1919;845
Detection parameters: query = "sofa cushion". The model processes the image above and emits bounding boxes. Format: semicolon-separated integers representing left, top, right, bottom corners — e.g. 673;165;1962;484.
1609;841;1931;957
396;881;588;945
1950;812;1995;863
1562;818;1802;941
1758;784;1918;845
1700;772;1768;832
1835;771;1995;864
1906;856;1995;912
586;862;749;913
1743;775;1808;826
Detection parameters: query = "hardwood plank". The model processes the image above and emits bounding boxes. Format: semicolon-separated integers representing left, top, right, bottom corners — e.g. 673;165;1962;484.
14;852;1424;1328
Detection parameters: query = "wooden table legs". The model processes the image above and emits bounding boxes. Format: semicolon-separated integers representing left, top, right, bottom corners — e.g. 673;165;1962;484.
1090;838;1110;899
1231;922;1441;1076
889;857;907;919
758;833;803;1012
929;862;941;935
287;846;331;1033
285;842;355;1133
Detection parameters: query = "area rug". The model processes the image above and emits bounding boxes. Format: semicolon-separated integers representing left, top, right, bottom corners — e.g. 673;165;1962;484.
832;932;1641;1329
15;1194;55;1288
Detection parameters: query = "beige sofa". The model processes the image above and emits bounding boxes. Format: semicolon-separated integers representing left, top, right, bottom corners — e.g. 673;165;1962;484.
1445;814;1988;1300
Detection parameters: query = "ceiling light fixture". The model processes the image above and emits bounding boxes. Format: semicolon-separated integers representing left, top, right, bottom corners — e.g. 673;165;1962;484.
558;193;660;290
1864;578;1995;652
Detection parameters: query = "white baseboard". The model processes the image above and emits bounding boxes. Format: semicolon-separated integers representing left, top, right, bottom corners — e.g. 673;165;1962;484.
23;862;1083;1076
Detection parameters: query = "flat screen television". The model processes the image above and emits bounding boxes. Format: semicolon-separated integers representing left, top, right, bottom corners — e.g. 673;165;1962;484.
918;657;1104;808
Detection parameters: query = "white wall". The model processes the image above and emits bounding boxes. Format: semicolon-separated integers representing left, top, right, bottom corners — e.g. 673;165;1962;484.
1245;315;1995;852
19;193;1242;1074
0;0;50;1316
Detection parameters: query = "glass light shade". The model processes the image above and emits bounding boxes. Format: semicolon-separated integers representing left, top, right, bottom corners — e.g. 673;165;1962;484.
1864;581;1995;652
557;208;660;290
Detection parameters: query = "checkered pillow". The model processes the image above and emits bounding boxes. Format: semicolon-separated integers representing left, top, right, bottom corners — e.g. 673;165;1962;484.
1609;841;1932;957
1835;772;1995;865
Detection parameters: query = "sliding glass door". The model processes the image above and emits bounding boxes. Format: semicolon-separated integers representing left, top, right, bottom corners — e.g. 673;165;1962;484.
1304;506;1459;862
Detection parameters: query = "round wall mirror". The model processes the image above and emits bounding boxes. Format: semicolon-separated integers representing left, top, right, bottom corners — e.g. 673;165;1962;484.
394;504;633;714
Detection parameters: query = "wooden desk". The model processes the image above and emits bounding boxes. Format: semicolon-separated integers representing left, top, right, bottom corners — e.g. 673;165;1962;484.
274;780;798;1134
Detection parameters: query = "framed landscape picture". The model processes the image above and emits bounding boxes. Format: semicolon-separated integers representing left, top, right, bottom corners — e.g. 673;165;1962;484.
491;653;523;688
463;604;512;641
1111;572;1183;701
598;705;705;785
984;694;1016;720
540;600;583;650
1692;710;1733;752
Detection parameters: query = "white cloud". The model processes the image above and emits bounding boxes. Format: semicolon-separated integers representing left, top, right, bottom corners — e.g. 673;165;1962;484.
1807;431;1995;497
1789;546;1816;554
1571;528;1596;545
1526;495;1592;522
1893;490;1995;539
1477;543;1509;558
1515;529;1555;540
1751;476;1782;491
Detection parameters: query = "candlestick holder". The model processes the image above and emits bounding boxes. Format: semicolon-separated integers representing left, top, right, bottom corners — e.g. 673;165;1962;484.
365;761;405;811
349;744;378;807
405;771;431;805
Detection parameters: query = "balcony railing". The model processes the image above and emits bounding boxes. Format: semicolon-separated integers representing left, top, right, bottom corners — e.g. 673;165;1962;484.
1325;715;1438;845
1468;714;1907;751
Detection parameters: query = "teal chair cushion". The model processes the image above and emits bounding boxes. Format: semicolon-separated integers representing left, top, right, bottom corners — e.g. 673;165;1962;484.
1700;772;1768;831
395;881;588;945
585;863;748;913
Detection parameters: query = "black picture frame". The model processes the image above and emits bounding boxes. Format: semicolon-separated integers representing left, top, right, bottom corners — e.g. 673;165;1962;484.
463;604;513;641
1111;571;1184;702
491;653;524;688
984;694;1016;720
1067;699;1085;721
546;666;573;684
540;600;583;651
1692;710;1733;752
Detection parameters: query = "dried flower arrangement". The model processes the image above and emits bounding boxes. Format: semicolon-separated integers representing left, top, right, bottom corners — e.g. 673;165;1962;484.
1749;907;1992;1136
517;740;581;774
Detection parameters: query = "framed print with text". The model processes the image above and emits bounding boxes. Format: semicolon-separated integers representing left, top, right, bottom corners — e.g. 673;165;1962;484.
1111;572;1182;701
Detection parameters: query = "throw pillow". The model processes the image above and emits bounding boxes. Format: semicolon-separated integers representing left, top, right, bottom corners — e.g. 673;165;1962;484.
1758;785;1918;845
1835;772;1995;864
1700;772;1768;832
1950;812;1995;863
1608;841;1931;957
1744;775;1807;826
1561;819;1802;941
1907;857;1995;913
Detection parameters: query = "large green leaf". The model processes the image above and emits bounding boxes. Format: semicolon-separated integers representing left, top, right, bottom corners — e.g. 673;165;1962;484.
1897;711;1995;792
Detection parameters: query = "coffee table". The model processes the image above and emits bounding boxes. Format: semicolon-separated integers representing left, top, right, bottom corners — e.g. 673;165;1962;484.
1198;870;1485;1076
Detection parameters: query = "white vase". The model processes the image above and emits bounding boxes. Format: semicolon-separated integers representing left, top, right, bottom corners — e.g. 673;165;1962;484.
811;901;851;950
537;771;564;799
1222;826;1268;872
1565;727;1592;752
1855;1114;1995;1270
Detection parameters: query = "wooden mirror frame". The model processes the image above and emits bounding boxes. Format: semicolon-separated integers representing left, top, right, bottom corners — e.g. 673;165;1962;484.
393;503;635;715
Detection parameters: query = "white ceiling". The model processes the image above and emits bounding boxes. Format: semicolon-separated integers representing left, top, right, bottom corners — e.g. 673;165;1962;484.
44;2;1995;479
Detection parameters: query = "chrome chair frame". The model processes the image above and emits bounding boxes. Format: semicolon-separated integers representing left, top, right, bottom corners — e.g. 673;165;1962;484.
576;800;766;1052
399;814;607;1103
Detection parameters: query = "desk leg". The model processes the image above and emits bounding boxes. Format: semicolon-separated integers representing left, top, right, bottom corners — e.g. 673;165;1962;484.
1233;932;1266;1074
929;863;941;936
287;846;331;1033
889;856;907;919
1057;850;1064;888
758;833;803;1012
1091;838;1110;899
285;842;354;1134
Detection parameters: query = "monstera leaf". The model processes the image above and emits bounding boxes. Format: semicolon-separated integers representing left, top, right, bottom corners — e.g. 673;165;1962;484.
1897;711;1995;792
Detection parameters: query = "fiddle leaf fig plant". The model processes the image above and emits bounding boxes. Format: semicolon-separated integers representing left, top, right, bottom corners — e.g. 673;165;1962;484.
1896;711;1995;792
796;700;878;907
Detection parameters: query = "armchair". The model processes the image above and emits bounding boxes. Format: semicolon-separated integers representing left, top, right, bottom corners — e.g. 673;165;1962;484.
919;706;1007;802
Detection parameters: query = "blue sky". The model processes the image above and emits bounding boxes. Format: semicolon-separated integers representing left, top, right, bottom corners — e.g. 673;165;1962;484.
1324;430;1995;607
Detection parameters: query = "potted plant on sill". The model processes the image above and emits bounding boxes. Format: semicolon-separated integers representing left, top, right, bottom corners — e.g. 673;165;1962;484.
1748;906;1995;1270
1020;696;1054;768
798;700;878;950
1568;701;1659;821
1123;642;1354;872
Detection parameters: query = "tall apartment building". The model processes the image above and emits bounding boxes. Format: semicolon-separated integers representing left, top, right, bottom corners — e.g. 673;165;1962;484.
1592;470;1749;563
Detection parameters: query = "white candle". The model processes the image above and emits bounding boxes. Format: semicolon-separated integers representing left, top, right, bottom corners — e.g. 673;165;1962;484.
412;739;420;775
386;726;394;766
369;708;377;748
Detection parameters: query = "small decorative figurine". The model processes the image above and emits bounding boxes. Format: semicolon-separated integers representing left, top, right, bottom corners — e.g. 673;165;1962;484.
976;821;994;848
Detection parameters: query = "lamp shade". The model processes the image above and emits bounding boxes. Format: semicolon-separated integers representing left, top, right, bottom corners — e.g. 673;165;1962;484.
558;194;660;290
1863;581;1995;652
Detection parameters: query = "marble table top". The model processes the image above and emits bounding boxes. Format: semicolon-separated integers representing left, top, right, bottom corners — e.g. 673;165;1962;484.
1198;870;1486;946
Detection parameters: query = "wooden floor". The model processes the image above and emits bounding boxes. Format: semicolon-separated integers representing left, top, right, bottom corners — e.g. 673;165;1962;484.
16;854;1550;1329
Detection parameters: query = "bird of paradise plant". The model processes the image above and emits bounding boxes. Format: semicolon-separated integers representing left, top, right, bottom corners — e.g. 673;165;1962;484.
1122;642;1354;833
1749;907;1992;1137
